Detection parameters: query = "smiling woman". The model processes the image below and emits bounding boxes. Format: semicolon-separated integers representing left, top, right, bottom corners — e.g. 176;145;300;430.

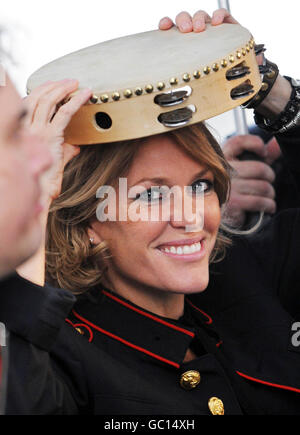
46;123;231;304
6;7;300;416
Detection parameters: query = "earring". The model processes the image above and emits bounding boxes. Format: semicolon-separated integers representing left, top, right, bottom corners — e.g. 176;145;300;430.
89;237;94;244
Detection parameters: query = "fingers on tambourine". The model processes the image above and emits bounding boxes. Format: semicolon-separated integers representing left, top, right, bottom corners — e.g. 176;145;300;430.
23;81;56;126
51;88;92;132
159;10;213;32
192;11;212;32
175;11;193;33
32;80;81;126
159;17;174;30
212;8;240;25
24;80;79;126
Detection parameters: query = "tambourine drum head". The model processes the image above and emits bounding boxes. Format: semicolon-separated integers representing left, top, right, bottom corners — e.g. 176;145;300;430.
27;24;261;145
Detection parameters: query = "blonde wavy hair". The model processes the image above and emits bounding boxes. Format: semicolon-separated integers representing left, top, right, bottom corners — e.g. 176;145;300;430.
46;123;233;294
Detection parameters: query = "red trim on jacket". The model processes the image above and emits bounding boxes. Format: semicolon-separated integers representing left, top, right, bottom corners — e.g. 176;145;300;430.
186;298;213;325
65;318;94;343
102;290;195;338
236;371;300;394
72;309;180;369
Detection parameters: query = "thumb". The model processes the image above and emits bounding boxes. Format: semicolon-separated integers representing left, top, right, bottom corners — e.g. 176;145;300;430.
63;143;81;167
264;138;282;165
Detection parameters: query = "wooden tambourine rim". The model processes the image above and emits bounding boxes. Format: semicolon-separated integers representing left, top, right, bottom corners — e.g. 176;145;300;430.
27;25;261;145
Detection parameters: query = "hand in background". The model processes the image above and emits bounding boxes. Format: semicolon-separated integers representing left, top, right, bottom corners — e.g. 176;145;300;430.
222;134;279;227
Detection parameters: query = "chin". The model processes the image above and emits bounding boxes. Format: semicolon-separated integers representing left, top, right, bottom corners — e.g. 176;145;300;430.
163;269;210;295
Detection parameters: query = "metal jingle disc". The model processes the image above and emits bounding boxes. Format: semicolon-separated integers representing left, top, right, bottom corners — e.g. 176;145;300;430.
254;44;266;56
158;107;193;127
259;65;272;75
226;66;250;81
154;90;189;107
231;83;254;99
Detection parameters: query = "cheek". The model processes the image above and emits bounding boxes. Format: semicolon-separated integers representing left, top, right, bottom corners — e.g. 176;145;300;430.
97;220;166;257
203;194;221;235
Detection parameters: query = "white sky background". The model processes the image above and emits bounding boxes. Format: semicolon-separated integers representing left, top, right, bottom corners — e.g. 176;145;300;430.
1;0;299;141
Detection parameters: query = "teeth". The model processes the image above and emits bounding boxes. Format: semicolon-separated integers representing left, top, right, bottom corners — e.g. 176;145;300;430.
161;241;202;256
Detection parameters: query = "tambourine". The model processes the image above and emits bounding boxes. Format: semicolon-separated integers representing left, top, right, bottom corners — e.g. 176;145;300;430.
27;23;261;145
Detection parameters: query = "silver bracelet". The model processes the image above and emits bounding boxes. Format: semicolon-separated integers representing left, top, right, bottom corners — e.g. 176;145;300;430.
278;108;300;133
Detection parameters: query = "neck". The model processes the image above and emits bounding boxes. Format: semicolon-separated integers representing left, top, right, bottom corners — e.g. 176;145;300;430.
102;274;185;320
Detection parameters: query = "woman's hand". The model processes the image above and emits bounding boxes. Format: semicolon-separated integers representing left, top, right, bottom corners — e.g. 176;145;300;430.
24;80;92;204
159;9;239;33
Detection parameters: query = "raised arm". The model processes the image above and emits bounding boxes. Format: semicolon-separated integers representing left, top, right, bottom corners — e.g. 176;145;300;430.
17;81;92;286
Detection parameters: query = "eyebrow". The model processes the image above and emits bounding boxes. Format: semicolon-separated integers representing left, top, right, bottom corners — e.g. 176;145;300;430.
130;168;211;188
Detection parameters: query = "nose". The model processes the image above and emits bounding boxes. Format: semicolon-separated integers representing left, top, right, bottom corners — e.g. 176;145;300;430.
169;187;204;233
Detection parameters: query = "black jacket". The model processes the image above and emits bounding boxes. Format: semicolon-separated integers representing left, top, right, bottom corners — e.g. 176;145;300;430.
1;127;300;415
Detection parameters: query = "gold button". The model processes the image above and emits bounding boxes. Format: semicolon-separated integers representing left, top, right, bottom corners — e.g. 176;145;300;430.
208;397;225;415
180;370;201;390
75;327;84;335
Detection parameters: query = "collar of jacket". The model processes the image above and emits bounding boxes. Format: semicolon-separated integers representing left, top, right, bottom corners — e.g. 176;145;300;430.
69;287;221;369
0;273;75;351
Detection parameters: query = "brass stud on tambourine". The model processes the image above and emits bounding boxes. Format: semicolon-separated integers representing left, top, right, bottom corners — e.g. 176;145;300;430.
100;94;109;103
124;89;133;98
182;73;191;82
145;84;154;94
157;82;165;91
134;87;143;96
90;95;99;104
112;92;121;101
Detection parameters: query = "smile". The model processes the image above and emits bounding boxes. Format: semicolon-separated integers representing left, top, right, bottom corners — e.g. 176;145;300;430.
161;241;202;255
157;237;206;260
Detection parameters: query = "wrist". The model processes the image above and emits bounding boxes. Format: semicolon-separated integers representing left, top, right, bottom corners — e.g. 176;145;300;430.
254;76;300;134
256;75;293;120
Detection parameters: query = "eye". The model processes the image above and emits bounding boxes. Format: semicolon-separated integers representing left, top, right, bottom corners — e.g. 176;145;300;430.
190;179;214;195
136;187;165;203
